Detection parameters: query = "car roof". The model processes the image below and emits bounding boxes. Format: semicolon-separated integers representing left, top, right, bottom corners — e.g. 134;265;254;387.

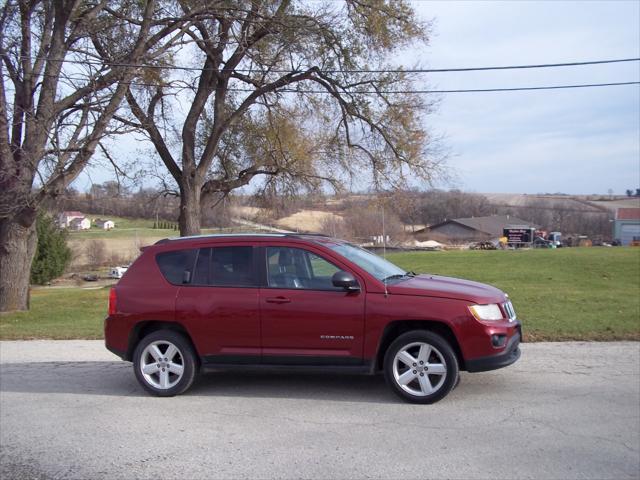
153;233;348;248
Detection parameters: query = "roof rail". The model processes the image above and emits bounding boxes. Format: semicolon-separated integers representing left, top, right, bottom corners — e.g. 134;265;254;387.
284;232;331;238
153;233;288;244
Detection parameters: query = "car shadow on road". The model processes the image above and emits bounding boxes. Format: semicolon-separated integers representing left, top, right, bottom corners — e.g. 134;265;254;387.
0;361;143;397
191;370;396;403
0;361;399;403
0;361;505;404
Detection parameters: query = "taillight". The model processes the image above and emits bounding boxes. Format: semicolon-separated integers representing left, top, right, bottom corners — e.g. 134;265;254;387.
108;287;117;315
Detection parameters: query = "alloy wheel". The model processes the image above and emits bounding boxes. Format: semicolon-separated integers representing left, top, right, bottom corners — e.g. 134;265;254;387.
139;341;185;390
392;342;447;396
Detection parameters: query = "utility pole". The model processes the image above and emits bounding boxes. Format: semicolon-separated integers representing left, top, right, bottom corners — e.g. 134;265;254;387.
382;201;386;258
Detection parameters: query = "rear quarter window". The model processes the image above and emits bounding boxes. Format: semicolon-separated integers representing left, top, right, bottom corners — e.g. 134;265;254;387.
156;249;197;285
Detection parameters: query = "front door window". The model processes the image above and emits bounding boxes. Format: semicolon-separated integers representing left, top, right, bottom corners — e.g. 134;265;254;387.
266;247;341;290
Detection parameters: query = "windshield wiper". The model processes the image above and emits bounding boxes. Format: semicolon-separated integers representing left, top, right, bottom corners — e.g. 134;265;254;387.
381;273;412;283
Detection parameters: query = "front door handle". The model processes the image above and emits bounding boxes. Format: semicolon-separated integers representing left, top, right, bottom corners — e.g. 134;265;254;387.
265;296;291;304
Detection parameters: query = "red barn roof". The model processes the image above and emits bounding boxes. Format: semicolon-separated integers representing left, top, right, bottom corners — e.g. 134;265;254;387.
616;208;640;220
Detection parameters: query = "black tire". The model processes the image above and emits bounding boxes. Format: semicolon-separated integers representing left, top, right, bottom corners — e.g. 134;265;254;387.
133;330;198;397
383;330;459;404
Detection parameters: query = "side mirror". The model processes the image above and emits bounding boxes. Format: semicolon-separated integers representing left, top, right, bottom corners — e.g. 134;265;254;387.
332;271;360;292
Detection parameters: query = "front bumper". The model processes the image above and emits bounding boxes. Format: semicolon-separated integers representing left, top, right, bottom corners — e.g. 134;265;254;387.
465;328;521;372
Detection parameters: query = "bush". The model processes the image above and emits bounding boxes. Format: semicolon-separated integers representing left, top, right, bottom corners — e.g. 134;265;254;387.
85;240;107;267
108;251;127;266
30;212;72;285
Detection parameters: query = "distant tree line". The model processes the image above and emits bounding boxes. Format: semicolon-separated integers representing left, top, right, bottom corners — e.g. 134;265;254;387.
319;189;615;242
50;183;616;242
153;221;178;231
502;198;613;241
49;182;233;229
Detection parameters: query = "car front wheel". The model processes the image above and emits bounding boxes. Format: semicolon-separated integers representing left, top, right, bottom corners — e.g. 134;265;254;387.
133;330;197;396
384;330;459;404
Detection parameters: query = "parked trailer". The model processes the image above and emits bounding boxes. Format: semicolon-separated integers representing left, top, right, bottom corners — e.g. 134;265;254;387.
108;266;128;279
503;226;536;247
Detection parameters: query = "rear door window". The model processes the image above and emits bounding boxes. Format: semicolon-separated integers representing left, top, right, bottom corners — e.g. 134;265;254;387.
191;246;256;287
192;248;211;285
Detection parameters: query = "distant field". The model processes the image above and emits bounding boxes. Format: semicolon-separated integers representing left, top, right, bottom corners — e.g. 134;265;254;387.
66;217;235;266
276;209;343;232
67;215;175;239
1;248;638;341
388;247;640;341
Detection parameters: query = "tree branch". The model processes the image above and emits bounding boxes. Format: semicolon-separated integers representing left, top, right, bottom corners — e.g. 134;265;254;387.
125;87;181;181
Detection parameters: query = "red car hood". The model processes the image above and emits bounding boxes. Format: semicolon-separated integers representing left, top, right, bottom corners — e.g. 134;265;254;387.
386;274;507;304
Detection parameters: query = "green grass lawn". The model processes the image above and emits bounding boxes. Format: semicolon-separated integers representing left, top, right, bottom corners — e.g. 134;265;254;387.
387;247;640;341
1;248;638;341
0;287;108;339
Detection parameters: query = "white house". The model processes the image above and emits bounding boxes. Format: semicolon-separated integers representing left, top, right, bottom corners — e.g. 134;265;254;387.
58;211;85;228
69;217;91;230
95;219;115;230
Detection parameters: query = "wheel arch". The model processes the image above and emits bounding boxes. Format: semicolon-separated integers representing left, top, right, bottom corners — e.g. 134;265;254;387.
126;320;199;362
374;320;465;372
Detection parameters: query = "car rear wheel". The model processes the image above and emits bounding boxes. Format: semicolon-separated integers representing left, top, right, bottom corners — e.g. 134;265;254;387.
384;330;459;404
133;330;197;396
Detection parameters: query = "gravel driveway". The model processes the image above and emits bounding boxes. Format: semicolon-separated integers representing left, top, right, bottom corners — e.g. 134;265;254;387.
1;340;639;479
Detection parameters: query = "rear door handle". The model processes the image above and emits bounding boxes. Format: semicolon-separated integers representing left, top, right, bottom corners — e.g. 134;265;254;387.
265;296;291;304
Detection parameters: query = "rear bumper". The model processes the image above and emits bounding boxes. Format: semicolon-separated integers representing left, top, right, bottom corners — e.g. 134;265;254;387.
105;341;127;360
465;330;521;372
104;315;129;360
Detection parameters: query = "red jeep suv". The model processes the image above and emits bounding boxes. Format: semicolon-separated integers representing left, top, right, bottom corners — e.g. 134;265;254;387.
105;234;521;404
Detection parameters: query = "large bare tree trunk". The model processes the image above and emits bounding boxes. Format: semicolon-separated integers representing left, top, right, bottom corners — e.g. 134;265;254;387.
0;0;195;313
178;179;202;236
0;209;37;312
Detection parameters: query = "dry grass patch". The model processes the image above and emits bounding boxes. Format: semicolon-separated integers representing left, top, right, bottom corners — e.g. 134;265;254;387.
275;209;343;232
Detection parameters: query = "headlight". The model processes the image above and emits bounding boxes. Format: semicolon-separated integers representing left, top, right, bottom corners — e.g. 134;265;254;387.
468;304;504;321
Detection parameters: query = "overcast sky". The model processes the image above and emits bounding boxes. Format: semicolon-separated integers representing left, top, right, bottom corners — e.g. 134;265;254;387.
406;0;640;194
78;0;640;195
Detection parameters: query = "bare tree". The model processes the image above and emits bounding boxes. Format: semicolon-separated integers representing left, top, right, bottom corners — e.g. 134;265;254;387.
85;239;107;267
117;0;444;236
0;0;198;311
319;214;351;240
410;190;495;226
387;188;425;231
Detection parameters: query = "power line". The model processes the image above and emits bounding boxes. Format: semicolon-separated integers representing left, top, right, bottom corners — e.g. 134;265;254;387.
3;70;639;93
7;54;640;74
359;57;640;74
330;81;640;94
222;81;640;94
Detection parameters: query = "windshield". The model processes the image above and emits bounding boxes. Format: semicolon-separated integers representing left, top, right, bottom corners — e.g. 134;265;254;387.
328;243;407;282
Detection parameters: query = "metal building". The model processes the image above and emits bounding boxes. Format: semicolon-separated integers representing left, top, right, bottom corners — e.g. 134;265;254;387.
613;208;640;246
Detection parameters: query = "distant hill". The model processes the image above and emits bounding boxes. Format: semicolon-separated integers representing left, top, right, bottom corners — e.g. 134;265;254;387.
482;193;638;213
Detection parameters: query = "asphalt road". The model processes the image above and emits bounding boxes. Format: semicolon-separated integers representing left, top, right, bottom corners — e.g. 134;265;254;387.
1;340;639;480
